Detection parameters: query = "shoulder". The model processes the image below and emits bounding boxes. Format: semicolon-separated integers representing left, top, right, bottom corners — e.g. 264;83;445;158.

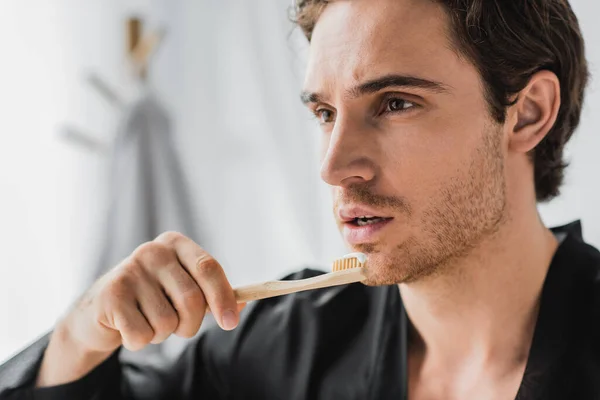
550;221;600;287
549;222;600;396
551;222;600;356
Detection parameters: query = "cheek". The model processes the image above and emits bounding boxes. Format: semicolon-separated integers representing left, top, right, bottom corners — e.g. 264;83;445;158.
380;117;485;202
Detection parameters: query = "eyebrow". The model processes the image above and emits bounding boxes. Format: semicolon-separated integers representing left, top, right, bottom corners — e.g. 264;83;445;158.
300;74;451;105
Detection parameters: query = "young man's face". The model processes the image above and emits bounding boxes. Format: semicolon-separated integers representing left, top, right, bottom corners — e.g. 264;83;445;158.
302;0;509;285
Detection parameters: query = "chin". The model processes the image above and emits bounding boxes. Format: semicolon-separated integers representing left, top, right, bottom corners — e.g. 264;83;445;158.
351;239;447;286
351;245;414;286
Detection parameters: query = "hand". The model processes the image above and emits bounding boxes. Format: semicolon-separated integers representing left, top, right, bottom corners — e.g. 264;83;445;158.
37;232;243;386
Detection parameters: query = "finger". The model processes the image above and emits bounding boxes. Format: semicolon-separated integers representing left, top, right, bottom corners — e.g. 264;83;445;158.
113;302;155;352
155;232;239;331
156;261;207;338
191;256;238;330
206;302;246;314
133;273;179;344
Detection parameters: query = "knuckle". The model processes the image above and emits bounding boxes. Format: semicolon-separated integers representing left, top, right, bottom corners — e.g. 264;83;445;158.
180;288;206;311
97;274;137;319
155;308;179;333
131;328;154;348
103;276;132;303
113;310;152;344
109;263;143;293
102;290;123;314
116;314;135;332
155;231;184;245
195;254;221;276
121;259;144;278
175;311;203;338
132;242;173;266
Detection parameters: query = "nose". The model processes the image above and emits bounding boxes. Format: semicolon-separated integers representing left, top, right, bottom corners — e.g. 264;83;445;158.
320;117;377;187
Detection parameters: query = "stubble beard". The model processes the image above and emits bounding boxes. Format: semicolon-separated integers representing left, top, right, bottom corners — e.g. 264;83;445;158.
358;124;508;286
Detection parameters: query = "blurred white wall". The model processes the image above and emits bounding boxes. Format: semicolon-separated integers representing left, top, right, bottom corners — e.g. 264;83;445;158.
0;1;72;364
0;0;598;363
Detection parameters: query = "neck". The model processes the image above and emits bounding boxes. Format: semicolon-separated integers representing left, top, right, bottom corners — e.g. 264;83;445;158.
400;195;558;372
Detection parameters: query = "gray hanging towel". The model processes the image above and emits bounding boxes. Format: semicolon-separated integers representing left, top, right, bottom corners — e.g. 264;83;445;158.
96;88;197;279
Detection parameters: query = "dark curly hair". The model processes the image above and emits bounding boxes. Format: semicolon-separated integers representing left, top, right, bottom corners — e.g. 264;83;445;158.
292;0;589;202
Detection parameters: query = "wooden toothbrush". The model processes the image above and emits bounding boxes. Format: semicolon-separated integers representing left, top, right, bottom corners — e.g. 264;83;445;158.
232;252;367;303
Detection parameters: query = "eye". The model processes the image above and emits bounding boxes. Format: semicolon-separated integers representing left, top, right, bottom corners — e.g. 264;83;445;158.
385;98;415;113
315;108;335;124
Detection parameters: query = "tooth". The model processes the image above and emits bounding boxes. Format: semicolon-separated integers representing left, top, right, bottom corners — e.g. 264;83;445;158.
357;217;385;226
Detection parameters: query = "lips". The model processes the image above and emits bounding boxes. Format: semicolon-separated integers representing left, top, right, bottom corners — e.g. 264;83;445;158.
338;205;394;244
338;206;393;222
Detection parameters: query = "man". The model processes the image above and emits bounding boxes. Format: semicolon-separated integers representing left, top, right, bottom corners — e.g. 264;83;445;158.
0;0;595;399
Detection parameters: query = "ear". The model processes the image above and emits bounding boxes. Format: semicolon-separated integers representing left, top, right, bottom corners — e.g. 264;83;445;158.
507;70;561;154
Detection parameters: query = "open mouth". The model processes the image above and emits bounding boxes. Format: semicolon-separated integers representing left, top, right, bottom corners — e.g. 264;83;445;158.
349;216;393;227
341;211;394;244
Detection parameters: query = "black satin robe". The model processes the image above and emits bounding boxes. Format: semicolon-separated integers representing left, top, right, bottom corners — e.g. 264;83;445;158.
1;221;599;400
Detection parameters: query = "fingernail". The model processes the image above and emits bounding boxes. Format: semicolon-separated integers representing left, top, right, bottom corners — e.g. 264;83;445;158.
221;309;238;331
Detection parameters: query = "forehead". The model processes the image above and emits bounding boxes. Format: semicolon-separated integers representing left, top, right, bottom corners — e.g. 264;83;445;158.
304;0;470;93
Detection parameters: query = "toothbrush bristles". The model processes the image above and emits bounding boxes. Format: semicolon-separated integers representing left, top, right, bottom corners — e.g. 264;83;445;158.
332;256;362;271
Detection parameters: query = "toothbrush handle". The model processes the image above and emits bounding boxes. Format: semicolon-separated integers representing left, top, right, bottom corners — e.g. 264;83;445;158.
233;268;365;303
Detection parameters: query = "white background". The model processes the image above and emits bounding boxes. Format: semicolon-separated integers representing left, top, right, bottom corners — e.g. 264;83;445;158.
0;0;598;363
